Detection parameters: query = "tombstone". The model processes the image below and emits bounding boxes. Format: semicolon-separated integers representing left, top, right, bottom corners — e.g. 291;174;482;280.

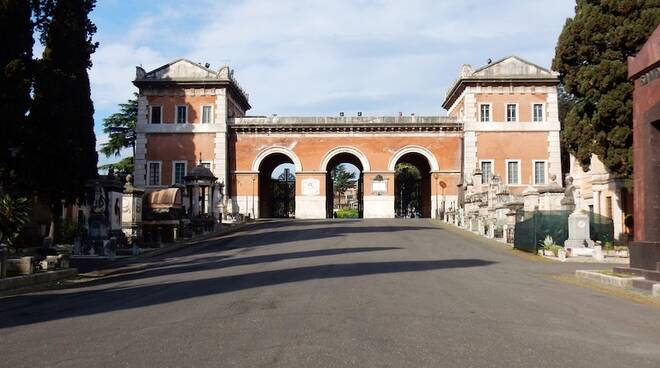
84;172;124;255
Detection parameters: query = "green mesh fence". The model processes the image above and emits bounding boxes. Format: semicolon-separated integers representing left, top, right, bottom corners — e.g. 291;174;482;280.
513;210;614;253
589;212;615;244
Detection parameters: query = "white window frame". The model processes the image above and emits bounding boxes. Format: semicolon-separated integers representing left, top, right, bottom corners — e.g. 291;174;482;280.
479;159;494;184
175;104;188;124
149;105;163;124
505;159;522;185
533;160;548;185
172;160;187;186
146;161;162;187
479;103;492;122
506;103;518;122
201;105;214;124
532;103;545;122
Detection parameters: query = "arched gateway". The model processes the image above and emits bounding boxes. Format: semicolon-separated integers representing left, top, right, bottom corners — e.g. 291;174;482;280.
231;117;461;219
133;57;563;220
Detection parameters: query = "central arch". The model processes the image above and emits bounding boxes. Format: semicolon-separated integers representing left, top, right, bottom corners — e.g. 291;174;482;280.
252;147;301;218
321;147;370;218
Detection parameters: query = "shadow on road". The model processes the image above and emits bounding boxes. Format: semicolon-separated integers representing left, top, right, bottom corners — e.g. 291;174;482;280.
196;222;442;253
87;247;404;286
0;258;495;329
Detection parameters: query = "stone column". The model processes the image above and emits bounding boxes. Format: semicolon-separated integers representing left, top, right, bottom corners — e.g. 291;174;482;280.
593;190;601;215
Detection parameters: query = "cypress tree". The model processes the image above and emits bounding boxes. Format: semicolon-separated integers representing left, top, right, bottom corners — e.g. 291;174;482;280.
0;0;33;192
552;0;660;178
30;0;98;205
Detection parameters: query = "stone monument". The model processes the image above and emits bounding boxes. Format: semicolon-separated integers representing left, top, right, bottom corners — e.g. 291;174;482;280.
560;176;576;212
564;190;595;254
627;25;660;273
121;174;144;254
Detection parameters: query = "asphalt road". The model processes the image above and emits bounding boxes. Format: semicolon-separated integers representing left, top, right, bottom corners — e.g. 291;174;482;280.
1;219;658;368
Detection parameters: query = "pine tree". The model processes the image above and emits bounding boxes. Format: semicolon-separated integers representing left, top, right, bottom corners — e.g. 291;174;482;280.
100;93;137;174
0;0;33;192
552;0;660;178
30;0;99;204
101;93;137;157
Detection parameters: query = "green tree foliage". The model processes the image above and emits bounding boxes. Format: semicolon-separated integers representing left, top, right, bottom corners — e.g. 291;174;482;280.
29;0;99;204
552;0;660;178
101;93;137;157
0;0;33;191
331;164;357;207
0;194;31;248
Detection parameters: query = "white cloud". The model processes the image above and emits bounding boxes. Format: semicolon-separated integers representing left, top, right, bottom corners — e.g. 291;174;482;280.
91;0;574;117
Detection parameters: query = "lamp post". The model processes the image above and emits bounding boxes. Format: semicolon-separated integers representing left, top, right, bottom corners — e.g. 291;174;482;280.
251;175;256;219
440;180;447;220
433;173;439;219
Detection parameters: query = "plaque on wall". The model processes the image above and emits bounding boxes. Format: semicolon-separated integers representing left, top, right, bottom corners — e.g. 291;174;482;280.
302;179;320;195
372;180;387;194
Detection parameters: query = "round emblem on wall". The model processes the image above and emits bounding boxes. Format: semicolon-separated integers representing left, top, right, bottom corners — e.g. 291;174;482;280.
577;220;586;229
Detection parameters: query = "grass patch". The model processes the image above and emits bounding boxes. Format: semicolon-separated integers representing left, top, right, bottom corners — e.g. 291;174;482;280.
594;269;638;278
552;274;660;308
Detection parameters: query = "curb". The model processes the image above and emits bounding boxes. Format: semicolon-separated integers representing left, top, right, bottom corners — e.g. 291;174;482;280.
575;270;644;288
138;221;259;259
0;268;78;292
80;221;261;278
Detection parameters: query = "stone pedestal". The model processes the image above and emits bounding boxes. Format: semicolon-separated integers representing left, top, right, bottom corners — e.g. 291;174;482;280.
564;211;593;249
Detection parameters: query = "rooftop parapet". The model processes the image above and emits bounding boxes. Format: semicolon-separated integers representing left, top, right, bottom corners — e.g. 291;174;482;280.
229;116;462;133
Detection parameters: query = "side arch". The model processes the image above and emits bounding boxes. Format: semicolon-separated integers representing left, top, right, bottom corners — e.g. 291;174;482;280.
319;146;371;172
252;146;303;172
388;145;440;172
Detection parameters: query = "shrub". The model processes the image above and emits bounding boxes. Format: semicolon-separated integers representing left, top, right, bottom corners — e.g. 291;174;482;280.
336;209;359;218
0;194;31;249
539;235;563;257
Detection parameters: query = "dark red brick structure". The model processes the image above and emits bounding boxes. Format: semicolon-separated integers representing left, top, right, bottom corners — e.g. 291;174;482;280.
625;25;660;286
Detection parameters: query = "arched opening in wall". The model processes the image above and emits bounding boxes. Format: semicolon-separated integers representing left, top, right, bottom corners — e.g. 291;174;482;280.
394;153;432;218
325;153;363;218
258;154;295;218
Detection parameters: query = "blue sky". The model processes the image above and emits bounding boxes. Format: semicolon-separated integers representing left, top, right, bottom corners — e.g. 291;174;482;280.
86;0;576;167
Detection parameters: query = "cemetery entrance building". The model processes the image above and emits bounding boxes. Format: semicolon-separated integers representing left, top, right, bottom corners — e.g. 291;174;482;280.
133;56;563;219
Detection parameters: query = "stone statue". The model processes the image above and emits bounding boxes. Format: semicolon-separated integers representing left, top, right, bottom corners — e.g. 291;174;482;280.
561;176;576;211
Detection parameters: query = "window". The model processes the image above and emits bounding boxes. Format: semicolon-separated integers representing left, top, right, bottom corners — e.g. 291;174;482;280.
480;161;493;184
176;105;187;124
534;161;546;185
173;161;187;185
506;104;517;122
507;160;520;185
150;106;162;124
480;104;491;122
147;162;161;186
202;105;213;124
533;104;544;122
